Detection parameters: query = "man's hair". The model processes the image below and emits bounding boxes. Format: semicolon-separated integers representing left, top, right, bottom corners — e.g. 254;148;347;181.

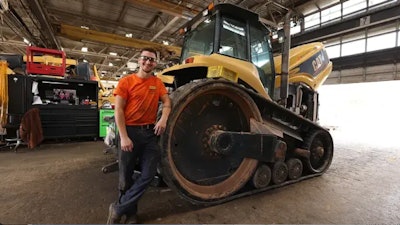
140;47;157;56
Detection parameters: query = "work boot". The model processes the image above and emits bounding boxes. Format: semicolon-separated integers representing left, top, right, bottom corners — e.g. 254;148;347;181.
125;214;138;224
107;203;121;224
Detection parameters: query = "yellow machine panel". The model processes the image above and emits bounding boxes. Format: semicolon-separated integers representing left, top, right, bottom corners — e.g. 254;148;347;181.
274;42;332;91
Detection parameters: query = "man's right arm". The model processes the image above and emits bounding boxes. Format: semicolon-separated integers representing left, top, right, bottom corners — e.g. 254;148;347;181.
114;95;133;151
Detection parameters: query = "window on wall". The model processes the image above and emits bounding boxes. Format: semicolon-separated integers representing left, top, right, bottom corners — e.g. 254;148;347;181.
291;21;301;35
367;32;397;51
342;39;366;56
342;31;366;42
325;45;341;58
304;12;320;29
369;0;396;7
321;4;341;23
398;31;400;46
343;0;367;15
368;23;396;37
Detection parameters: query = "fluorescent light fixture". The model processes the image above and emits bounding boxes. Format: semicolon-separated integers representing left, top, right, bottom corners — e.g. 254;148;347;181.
23;38;30;44
125;33;133;38
109;52;117;56
81;46;88;52
127;62;138;69
80;26;89;30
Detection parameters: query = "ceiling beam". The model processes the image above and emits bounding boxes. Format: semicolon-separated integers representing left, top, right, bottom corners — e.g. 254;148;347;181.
125;0;198;19
26;0;62;49
2;5;43;47
56;24;181;57
46;7;152;34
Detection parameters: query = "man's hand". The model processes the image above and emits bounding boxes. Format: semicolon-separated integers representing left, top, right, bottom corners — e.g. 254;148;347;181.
120;136;134;152
154;119;167;136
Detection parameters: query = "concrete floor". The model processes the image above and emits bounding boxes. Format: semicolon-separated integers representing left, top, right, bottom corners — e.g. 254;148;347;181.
0;129;399;224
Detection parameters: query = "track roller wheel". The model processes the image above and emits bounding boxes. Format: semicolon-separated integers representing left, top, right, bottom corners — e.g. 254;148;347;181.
303;129;334;173
286;158;303;180
271;161;288;185
251;164;271;189
160;79;262;204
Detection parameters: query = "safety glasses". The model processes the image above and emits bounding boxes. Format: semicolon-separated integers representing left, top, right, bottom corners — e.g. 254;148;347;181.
139;55;157;63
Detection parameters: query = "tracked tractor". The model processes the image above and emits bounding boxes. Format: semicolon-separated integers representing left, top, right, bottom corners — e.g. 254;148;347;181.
157;3;334;205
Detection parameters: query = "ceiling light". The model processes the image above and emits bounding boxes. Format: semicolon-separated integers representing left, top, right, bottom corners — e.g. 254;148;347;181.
80;26;89;30
109;52;117;56
127;62;137;69
125;33;133;38
122;71;127;75
23;38;30;45
162;41;169;45
83;59;88;62
108;62;114;67
81;46;88;52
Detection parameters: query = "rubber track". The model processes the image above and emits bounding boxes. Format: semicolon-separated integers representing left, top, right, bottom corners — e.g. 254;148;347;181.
160;79;332;206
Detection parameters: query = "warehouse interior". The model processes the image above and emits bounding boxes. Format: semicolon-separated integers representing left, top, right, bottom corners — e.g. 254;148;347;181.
1;0;400;224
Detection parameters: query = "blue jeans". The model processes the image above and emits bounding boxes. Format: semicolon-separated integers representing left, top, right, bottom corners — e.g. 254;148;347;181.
114;126;161;216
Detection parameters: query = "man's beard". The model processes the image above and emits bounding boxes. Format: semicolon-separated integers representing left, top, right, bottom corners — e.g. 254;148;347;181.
142;67;153;74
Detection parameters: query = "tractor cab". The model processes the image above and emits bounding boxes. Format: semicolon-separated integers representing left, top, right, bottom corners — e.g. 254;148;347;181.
178;3;276;97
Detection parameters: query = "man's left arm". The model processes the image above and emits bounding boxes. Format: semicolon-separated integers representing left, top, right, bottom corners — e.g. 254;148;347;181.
154;93;171;136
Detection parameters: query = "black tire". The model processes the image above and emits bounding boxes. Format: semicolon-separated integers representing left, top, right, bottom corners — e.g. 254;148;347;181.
160;79;262;204
272;161;288;185
252;164;271;189
286;158;303;180
303;129;334;173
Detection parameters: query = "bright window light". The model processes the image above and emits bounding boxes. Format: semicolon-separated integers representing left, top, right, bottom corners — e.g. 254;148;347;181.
325;45;341;58
343;0;366;15
304;12;320;29
341;39;365;56
321;4;341;23
290;22;301;35
367;32;396;52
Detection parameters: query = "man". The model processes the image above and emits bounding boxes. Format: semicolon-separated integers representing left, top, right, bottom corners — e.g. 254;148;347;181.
107;48;171;224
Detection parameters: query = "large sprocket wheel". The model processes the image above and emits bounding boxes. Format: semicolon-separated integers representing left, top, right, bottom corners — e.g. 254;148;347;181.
303;129;334;173
160;79;262;204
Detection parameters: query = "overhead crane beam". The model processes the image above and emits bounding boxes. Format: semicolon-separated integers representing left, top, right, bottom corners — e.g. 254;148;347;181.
56;24;181;58
125;0;198;19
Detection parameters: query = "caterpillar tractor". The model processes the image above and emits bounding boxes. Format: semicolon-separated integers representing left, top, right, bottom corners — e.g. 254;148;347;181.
157;3;334;205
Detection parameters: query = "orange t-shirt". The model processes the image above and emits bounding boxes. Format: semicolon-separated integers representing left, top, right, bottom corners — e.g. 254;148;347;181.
113;74;168;126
